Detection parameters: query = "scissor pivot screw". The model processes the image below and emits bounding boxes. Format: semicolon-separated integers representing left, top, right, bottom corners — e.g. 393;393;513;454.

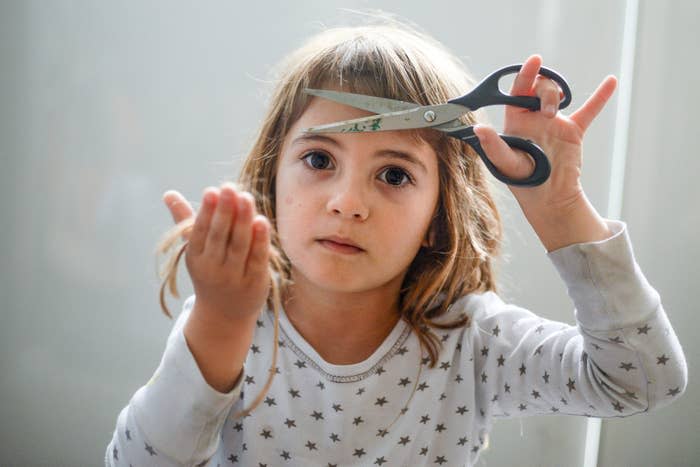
423;110;436;122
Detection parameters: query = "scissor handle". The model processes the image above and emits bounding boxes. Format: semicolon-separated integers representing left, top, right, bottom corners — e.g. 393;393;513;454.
448;64;572;112
447;127;551;186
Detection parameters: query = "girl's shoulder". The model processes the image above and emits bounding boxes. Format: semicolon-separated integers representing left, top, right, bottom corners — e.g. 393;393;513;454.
426;290;509;334
445;290;506;319
439;290;542;339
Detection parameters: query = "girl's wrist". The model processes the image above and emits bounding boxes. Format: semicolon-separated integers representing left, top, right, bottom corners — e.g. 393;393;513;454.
526;195;612;252
189;299;261;337
184;301;260;393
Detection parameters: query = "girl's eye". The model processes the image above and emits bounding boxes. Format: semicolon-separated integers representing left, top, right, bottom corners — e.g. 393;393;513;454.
379;167;413;188
301;151;412;188
301;151;333;170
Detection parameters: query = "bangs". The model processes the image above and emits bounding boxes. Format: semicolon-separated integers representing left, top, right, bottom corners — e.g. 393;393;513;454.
281;27;467;149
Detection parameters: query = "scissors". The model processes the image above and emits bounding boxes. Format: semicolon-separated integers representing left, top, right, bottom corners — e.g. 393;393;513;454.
302;64;572;187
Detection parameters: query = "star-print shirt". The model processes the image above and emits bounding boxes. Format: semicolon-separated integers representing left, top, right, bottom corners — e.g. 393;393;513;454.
106;219;687;467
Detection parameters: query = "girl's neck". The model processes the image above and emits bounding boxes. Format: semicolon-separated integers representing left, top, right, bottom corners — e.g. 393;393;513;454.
281;273;403;365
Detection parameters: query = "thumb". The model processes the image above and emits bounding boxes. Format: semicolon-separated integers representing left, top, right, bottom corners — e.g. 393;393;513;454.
473;124;535;181
162;190;195;233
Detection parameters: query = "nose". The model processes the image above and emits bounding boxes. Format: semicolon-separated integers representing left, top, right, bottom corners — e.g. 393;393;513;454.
326;177;369;221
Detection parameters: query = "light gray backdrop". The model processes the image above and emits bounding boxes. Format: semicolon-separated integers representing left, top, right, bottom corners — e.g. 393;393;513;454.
0;1;697;466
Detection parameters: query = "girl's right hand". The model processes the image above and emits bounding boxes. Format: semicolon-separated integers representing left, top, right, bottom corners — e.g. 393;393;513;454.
163;183;271;323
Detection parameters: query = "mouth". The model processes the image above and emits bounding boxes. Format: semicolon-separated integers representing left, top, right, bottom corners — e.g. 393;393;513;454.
316;236;365;254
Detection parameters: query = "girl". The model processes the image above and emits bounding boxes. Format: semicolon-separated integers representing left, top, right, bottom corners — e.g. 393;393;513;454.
106;20;687;467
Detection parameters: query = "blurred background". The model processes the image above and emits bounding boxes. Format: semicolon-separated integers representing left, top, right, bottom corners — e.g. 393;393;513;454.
0;1;697;465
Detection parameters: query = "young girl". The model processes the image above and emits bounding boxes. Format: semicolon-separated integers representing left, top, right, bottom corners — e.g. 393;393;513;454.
106;20;687;467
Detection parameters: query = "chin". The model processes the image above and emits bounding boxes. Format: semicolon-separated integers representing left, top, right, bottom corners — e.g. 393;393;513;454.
290;262;388;294
307;268;373;292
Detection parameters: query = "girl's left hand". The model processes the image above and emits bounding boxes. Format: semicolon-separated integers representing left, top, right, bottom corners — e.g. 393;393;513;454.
473;54;617;225
474;55;617;249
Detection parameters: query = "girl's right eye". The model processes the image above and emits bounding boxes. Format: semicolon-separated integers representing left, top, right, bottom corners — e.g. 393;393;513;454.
301;151;334;170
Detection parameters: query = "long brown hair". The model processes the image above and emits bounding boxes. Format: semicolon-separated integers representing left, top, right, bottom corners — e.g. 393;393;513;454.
156;18;502;418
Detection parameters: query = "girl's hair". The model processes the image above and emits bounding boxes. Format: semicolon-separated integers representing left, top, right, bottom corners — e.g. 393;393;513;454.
156;16;502;418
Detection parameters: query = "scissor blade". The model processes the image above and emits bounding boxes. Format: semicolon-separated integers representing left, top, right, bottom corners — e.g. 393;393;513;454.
304;103;467;134
303;88;418;113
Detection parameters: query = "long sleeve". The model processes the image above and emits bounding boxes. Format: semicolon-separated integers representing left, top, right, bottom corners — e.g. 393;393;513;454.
105;295;244;466
471;219;687;420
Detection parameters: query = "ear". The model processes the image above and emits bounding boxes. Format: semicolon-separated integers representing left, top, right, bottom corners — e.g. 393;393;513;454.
422;224;435;248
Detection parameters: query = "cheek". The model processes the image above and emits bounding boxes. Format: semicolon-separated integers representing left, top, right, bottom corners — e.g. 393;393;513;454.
278;194;306;237
395;188;436;226
378;197;435;254
275;176;314;243
402;212;431;248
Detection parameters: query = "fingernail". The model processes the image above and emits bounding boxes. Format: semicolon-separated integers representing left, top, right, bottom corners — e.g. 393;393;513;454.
203;191;215;205
238;193;248;211
545;105;556;116
220;188;232;201
474;125;487;143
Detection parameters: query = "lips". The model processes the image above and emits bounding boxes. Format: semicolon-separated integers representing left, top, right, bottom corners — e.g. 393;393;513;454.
317;235;365;253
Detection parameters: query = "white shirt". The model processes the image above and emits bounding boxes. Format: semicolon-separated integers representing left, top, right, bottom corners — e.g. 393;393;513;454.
106;219;688;466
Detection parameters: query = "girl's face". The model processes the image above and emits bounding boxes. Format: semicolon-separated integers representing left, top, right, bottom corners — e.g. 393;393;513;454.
275;96;440;295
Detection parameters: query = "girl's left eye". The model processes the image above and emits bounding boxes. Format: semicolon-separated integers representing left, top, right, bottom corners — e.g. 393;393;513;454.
379;167;413;188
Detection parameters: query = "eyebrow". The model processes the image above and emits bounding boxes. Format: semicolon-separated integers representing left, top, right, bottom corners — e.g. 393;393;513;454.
291;133;428;173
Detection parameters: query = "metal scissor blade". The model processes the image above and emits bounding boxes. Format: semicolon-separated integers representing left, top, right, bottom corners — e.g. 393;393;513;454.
303;88;418;113
304;102;468;134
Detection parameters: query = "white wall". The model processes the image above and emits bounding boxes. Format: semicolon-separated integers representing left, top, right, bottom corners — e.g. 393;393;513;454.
598;2;700;466
0;1;695;465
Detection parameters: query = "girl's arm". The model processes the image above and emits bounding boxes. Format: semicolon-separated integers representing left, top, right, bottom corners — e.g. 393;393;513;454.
106;185;271;466
469;63;687;417
106;296;249;466
466;218;687;420
183;299;258;393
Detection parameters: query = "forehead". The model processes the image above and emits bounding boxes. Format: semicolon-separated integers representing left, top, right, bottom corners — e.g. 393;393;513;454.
295;96;380;126
283;97;437;158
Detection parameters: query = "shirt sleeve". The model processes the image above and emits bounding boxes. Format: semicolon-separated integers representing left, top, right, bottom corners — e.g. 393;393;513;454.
105;295;244;466
470;219;688;420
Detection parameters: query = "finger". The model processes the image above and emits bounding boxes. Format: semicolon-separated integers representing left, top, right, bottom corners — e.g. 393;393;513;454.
534;75;561;118
163;190;195;239
570;75;618;132
189;187;218;255
205;183;238;264
163;190;194;222
473;124;536;180
228;191;255;268
245;215;270;277
510;54;542;96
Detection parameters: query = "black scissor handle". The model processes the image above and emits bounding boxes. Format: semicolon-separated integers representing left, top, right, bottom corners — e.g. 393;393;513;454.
447;127;551;187
448;64;572;112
